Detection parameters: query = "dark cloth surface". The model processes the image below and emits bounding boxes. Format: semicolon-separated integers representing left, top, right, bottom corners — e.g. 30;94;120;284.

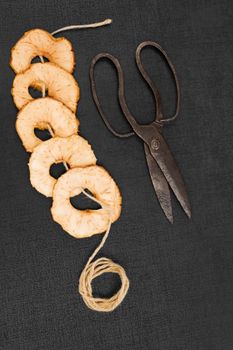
0;1;233;349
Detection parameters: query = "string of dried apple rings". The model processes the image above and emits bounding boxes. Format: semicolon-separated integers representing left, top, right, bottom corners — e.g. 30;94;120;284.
11;20;129;312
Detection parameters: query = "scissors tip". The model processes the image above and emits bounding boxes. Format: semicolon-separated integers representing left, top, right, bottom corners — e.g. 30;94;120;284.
185;207;192;219
166;213;174;224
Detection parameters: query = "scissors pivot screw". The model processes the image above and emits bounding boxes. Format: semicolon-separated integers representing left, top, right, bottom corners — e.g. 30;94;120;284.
151;138;160;151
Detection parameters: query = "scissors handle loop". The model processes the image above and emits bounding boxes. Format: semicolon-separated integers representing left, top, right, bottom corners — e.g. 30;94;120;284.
90;53;135;138
136;41;180;123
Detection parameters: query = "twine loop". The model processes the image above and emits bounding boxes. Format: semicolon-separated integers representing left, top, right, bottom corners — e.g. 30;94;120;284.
78;190;129;312
79;256;129;312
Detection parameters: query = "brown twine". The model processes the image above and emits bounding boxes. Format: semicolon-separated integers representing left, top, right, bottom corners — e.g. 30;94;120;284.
37;18;129;312
51;18;112;36
79;190;129;312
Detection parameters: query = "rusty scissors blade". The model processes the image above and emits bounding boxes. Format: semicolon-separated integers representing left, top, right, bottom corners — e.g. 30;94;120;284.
144;143;173;223
90;41;191;222
139;123;191;219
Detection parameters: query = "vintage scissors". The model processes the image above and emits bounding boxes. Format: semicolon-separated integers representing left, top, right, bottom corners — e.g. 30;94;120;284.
90;41;191;223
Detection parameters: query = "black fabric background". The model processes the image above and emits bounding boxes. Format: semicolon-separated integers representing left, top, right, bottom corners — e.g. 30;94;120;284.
1;1;233;349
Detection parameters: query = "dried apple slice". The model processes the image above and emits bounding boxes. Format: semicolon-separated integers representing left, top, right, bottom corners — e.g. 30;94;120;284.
10;29;75;73
29;135;96;197
12;62;80;112
16;97;79;152
51;165;122;238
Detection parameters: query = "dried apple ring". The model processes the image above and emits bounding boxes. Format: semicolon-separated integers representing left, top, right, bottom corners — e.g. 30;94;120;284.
16;97;79;152
51;165;122;238
10;29;75;74
12;62;80;112
29;135;96;197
